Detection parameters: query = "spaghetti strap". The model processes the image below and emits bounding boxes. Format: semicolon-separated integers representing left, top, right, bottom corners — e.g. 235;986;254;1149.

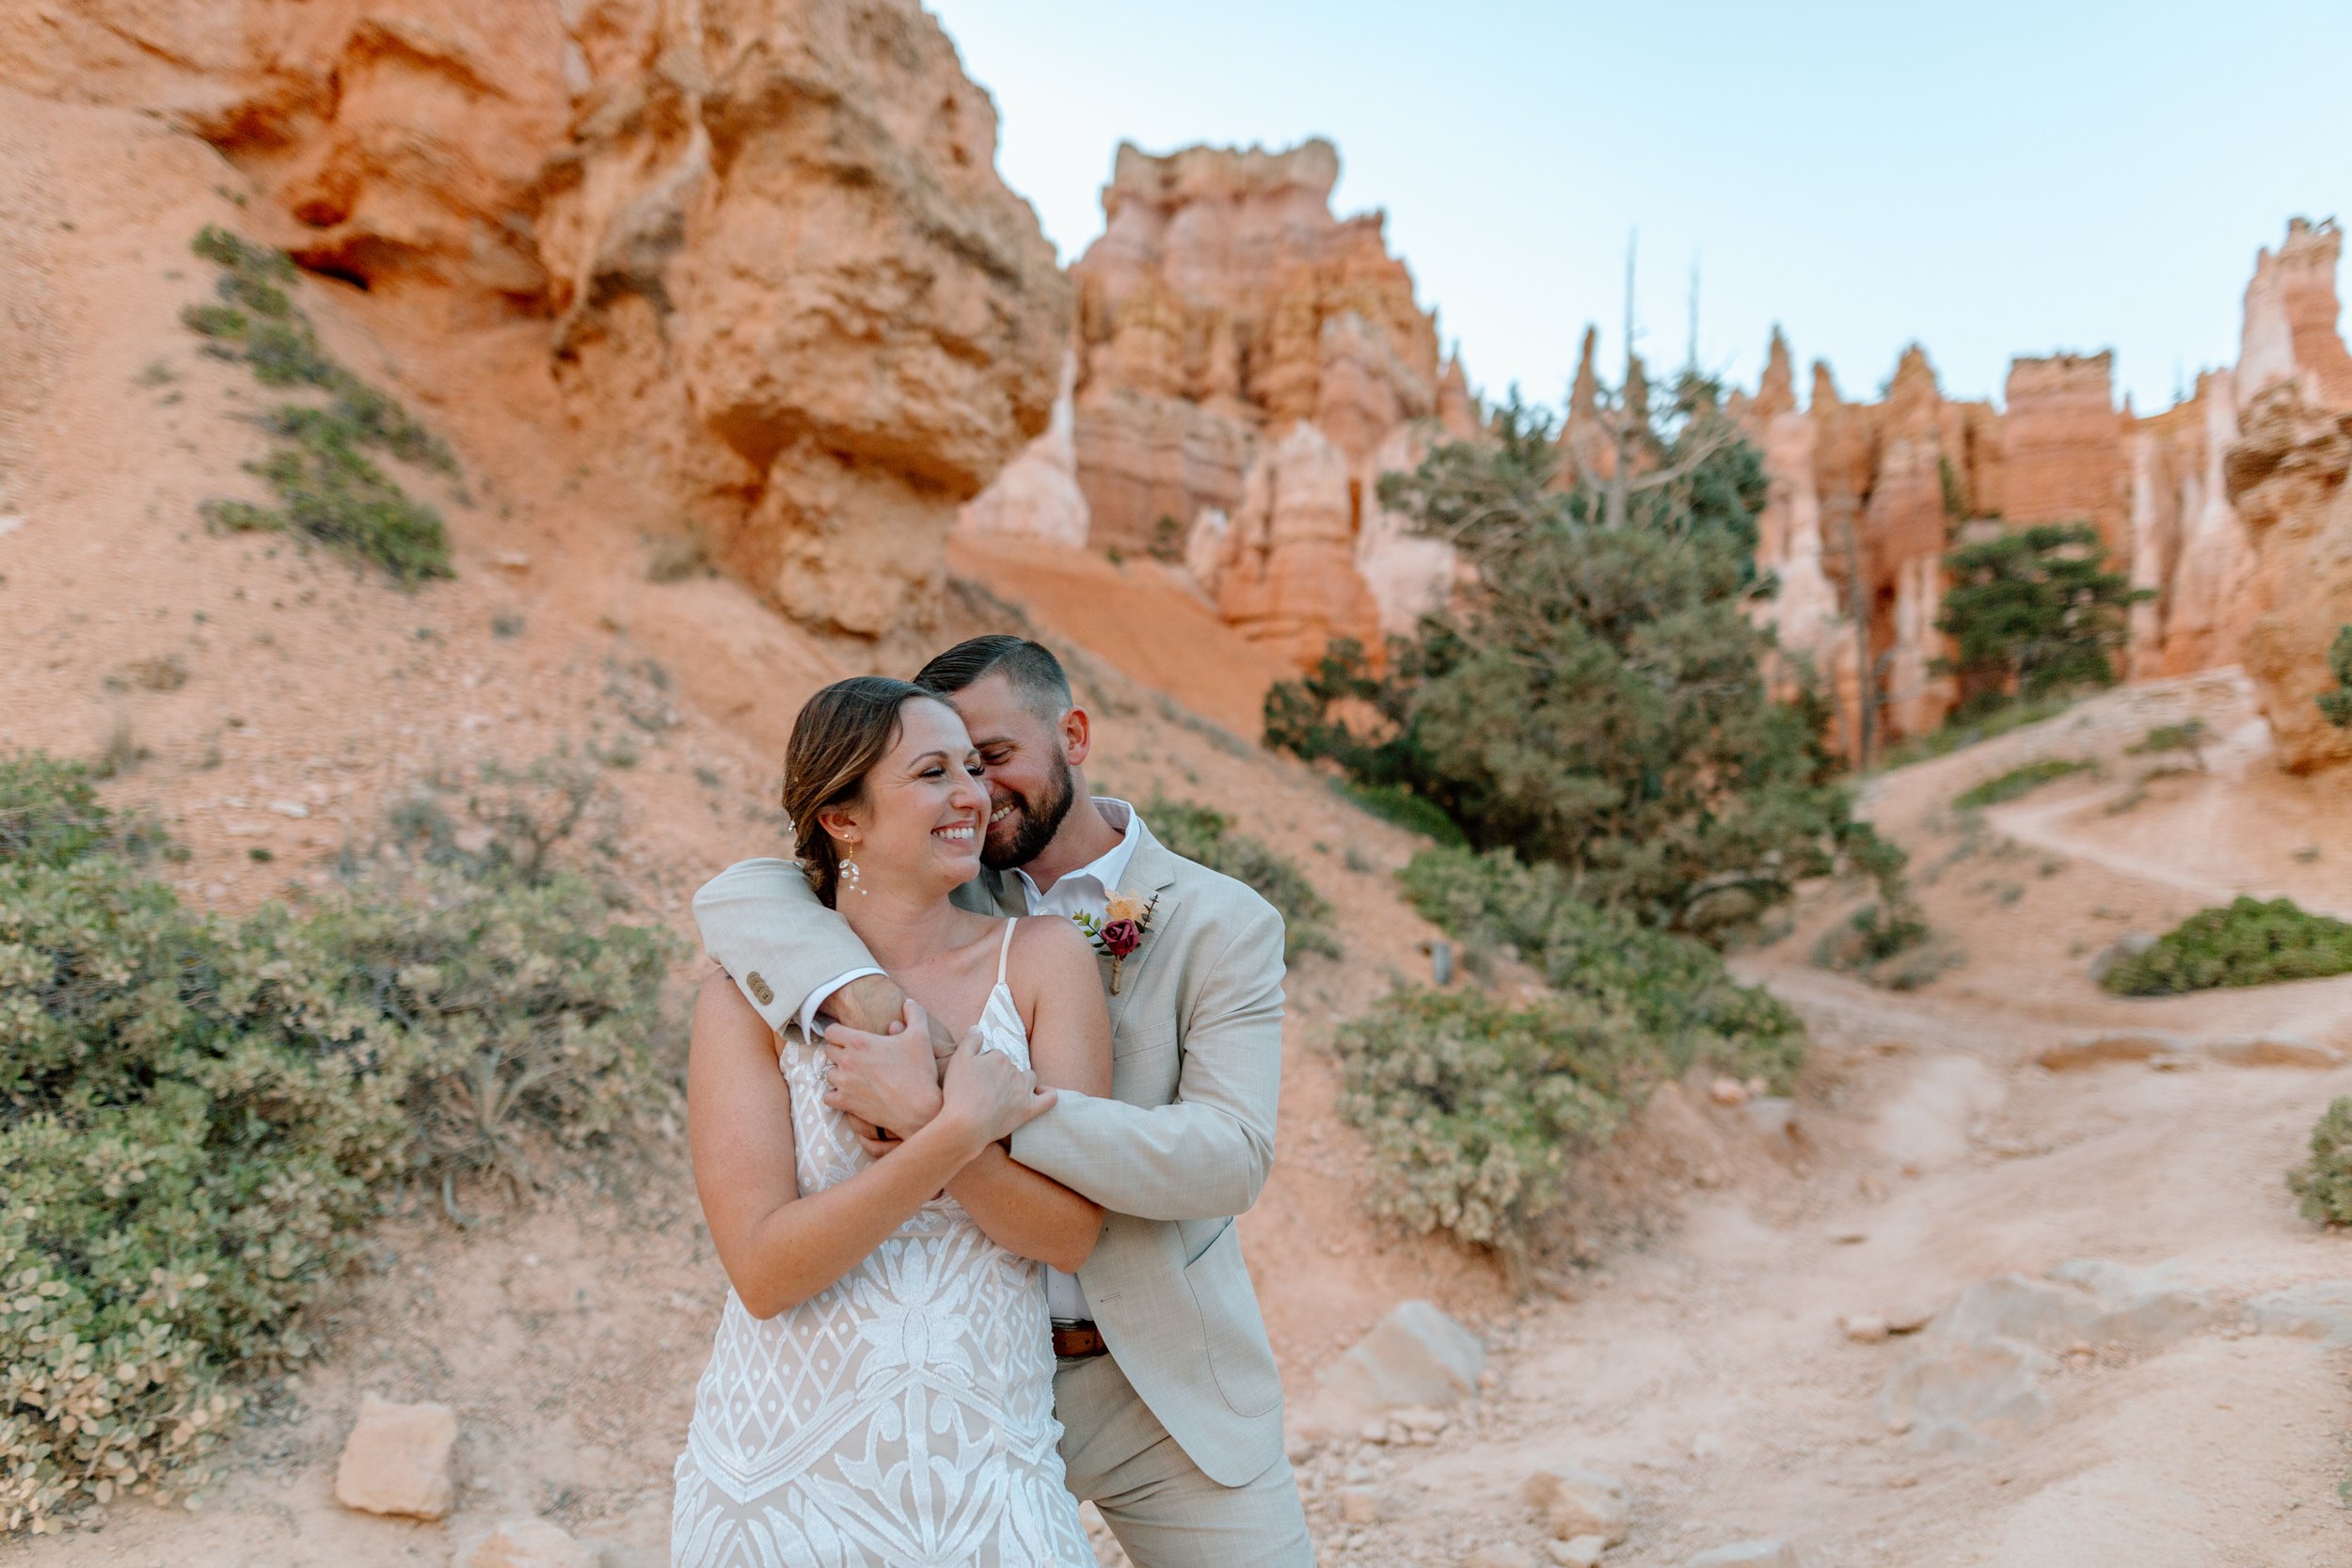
995;915;1018;988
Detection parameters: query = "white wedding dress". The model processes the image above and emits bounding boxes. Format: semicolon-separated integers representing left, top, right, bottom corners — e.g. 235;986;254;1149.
672;920;1095;1568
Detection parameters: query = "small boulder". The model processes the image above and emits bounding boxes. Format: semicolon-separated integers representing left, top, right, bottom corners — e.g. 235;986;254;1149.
1522;1465;1628;1544
2087;932;2155;985
1687;1542;1804;1568
1300;1300;1486;1436
1551;1537;1611;1567
2247;1281;2352;1347
1338;1485;1380;1525
455;1521;599;1568
334;1392;456;1520
1708;1076;1749;1106
1841;1313;1890;1344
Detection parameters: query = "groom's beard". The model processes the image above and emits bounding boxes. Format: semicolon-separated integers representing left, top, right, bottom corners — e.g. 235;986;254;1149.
981;756;1075;871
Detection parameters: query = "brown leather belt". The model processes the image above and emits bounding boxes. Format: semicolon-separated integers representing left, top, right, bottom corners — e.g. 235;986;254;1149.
1052;1321;1108;1359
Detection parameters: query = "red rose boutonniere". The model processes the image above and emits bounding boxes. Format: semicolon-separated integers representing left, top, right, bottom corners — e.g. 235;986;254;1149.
1073;892;1159;994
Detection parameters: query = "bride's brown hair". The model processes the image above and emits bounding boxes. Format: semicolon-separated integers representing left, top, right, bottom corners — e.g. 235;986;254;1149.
780;675;942;907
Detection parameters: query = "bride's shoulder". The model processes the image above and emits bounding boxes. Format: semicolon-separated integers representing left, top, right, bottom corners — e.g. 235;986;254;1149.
1007;912;1095;981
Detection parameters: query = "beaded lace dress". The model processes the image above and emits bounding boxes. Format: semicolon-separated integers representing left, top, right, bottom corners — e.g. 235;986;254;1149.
672;921;1092;1568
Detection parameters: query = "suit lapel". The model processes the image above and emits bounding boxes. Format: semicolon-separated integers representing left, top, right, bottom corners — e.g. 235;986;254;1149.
1104;820;1180;1034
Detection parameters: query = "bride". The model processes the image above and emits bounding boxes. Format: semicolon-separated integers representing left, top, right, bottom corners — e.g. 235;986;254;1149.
672;676;1106;1568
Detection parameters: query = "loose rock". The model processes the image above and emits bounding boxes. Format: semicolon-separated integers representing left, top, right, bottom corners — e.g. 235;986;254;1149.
1338;1485;1380;1525
2247;1281;2352;1346
1551;1536;1611;1567
333;1392;456;1520
1299;1300;1486;1436
1523;1465;1629;1544
455;1520;599;1568
1841;1313;1890;1343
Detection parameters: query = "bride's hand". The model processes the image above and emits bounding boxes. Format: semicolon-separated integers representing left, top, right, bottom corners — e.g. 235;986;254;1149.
819;1000;948;1136
935;1034;1057;1149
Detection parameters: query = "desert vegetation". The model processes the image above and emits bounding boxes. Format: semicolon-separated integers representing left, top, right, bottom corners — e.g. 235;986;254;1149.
1144;793;1339;959
182;229;456;587
1266;388;1900;942
2291;1098;2352;1227
0;752;675;1532
2096;896;2352;996
1952;757;2096;812
1932;522;2141;721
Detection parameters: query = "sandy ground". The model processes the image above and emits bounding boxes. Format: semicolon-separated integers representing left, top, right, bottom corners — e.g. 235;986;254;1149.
8;85;2352;1568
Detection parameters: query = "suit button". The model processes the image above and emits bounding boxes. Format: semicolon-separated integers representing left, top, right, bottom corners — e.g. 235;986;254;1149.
747;972;775;1006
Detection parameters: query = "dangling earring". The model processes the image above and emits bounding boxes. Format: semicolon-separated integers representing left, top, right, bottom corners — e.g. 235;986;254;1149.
839;854;866;896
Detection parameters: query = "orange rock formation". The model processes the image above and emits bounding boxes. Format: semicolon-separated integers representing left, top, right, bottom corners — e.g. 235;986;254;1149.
1062;138;1471;657
1;0;1071;640
1735;219;2352;766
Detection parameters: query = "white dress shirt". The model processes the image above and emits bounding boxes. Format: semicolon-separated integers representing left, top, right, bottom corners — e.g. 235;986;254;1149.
803;799;1143;1323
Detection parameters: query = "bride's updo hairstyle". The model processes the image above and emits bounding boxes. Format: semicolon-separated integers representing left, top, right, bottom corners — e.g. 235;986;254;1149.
780;675;939;907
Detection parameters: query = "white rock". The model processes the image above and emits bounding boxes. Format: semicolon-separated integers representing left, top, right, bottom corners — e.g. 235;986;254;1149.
1742;1097;1797;1140
1842;1313;1890;1343
1522;1465;1629;1544
1551;1536;1611;1567
1299;1300;1486;1436
333;1392;456;1519
2247;1281;2352;1347
0;515;24;539
455;1520;598;1568
1687;1541;1804;1568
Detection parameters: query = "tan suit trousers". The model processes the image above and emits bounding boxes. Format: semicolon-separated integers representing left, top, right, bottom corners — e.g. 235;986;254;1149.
1056;1353;1315;1568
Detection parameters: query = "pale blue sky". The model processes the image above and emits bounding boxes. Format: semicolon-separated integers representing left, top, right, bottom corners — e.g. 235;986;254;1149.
925;0;2351;414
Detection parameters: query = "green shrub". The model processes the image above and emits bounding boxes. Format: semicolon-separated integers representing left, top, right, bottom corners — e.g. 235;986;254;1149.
1337;781;1468;847
2290;1098;2352;1227
1336;988;1634;1252
2128;719;2209;768
1394;845;1805;1091
1145;794;1338;959
1872;692;2076;772
2099;896;2352;996
1953;757;2092;812
1934;522;2143;706
1812;900;1952;990
1263;388;1892;942
0;752;675;1532
2321;626;2352;730
182;229;455;587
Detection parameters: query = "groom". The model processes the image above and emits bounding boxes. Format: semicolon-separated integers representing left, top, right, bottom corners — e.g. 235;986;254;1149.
693;634;1315;1568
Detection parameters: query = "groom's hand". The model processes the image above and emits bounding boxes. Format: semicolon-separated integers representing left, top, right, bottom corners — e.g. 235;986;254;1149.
819;1000;948;1137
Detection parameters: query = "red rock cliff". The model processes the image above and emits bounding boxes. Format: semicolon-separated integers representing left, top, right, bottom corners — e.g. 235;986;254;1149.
1;0;1073;639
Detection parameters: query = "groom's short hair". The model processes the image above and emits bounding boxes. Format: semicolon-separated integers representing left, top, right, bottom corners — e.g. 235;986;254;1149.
917;635;1073;721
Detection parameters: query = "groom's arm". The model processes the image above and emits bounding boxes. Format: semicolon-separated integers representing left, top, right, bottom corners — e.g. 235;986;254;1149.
1008;900;1283;1223
691;858;903;1036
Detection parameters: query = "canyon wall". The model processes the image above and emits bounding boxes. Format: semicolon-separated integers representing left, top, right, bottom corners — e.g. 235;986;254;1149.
1738;218;2351;765
981;137;1476;661
1;0;1071;639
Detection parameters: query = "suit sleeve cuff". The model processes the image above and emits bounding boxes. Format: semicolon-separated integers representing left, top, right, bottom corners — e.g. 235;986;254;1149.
799;968;886;1038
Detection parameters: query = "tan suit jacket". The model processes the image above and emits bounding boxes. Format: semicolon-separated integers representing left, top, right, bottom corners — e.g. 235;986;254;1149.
691;817;1289;1487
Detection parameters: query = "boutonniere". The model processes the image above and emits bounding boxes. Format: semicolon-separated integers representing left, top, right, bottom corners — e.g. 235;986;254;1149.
1073;892;1159;994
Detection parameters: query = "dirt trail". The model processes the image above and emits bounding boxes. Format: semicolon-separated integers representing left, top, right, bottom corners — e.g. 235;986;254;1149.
1297;674;2352;1568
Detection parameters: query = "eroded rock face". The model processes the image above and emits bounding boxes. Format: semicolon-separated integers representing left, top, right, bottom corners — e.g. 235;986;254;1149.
1068;138;1457;660
2223;387;2352;772
1740;219;2350;767
4;0;1072;640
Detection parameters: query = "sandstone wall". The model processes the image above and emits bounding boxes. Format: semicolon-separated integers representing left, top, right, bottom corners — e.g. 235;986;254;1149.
1733;219;2351;767
2;0;1072;640
1061;137;1469;657
2223;388;2352;772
